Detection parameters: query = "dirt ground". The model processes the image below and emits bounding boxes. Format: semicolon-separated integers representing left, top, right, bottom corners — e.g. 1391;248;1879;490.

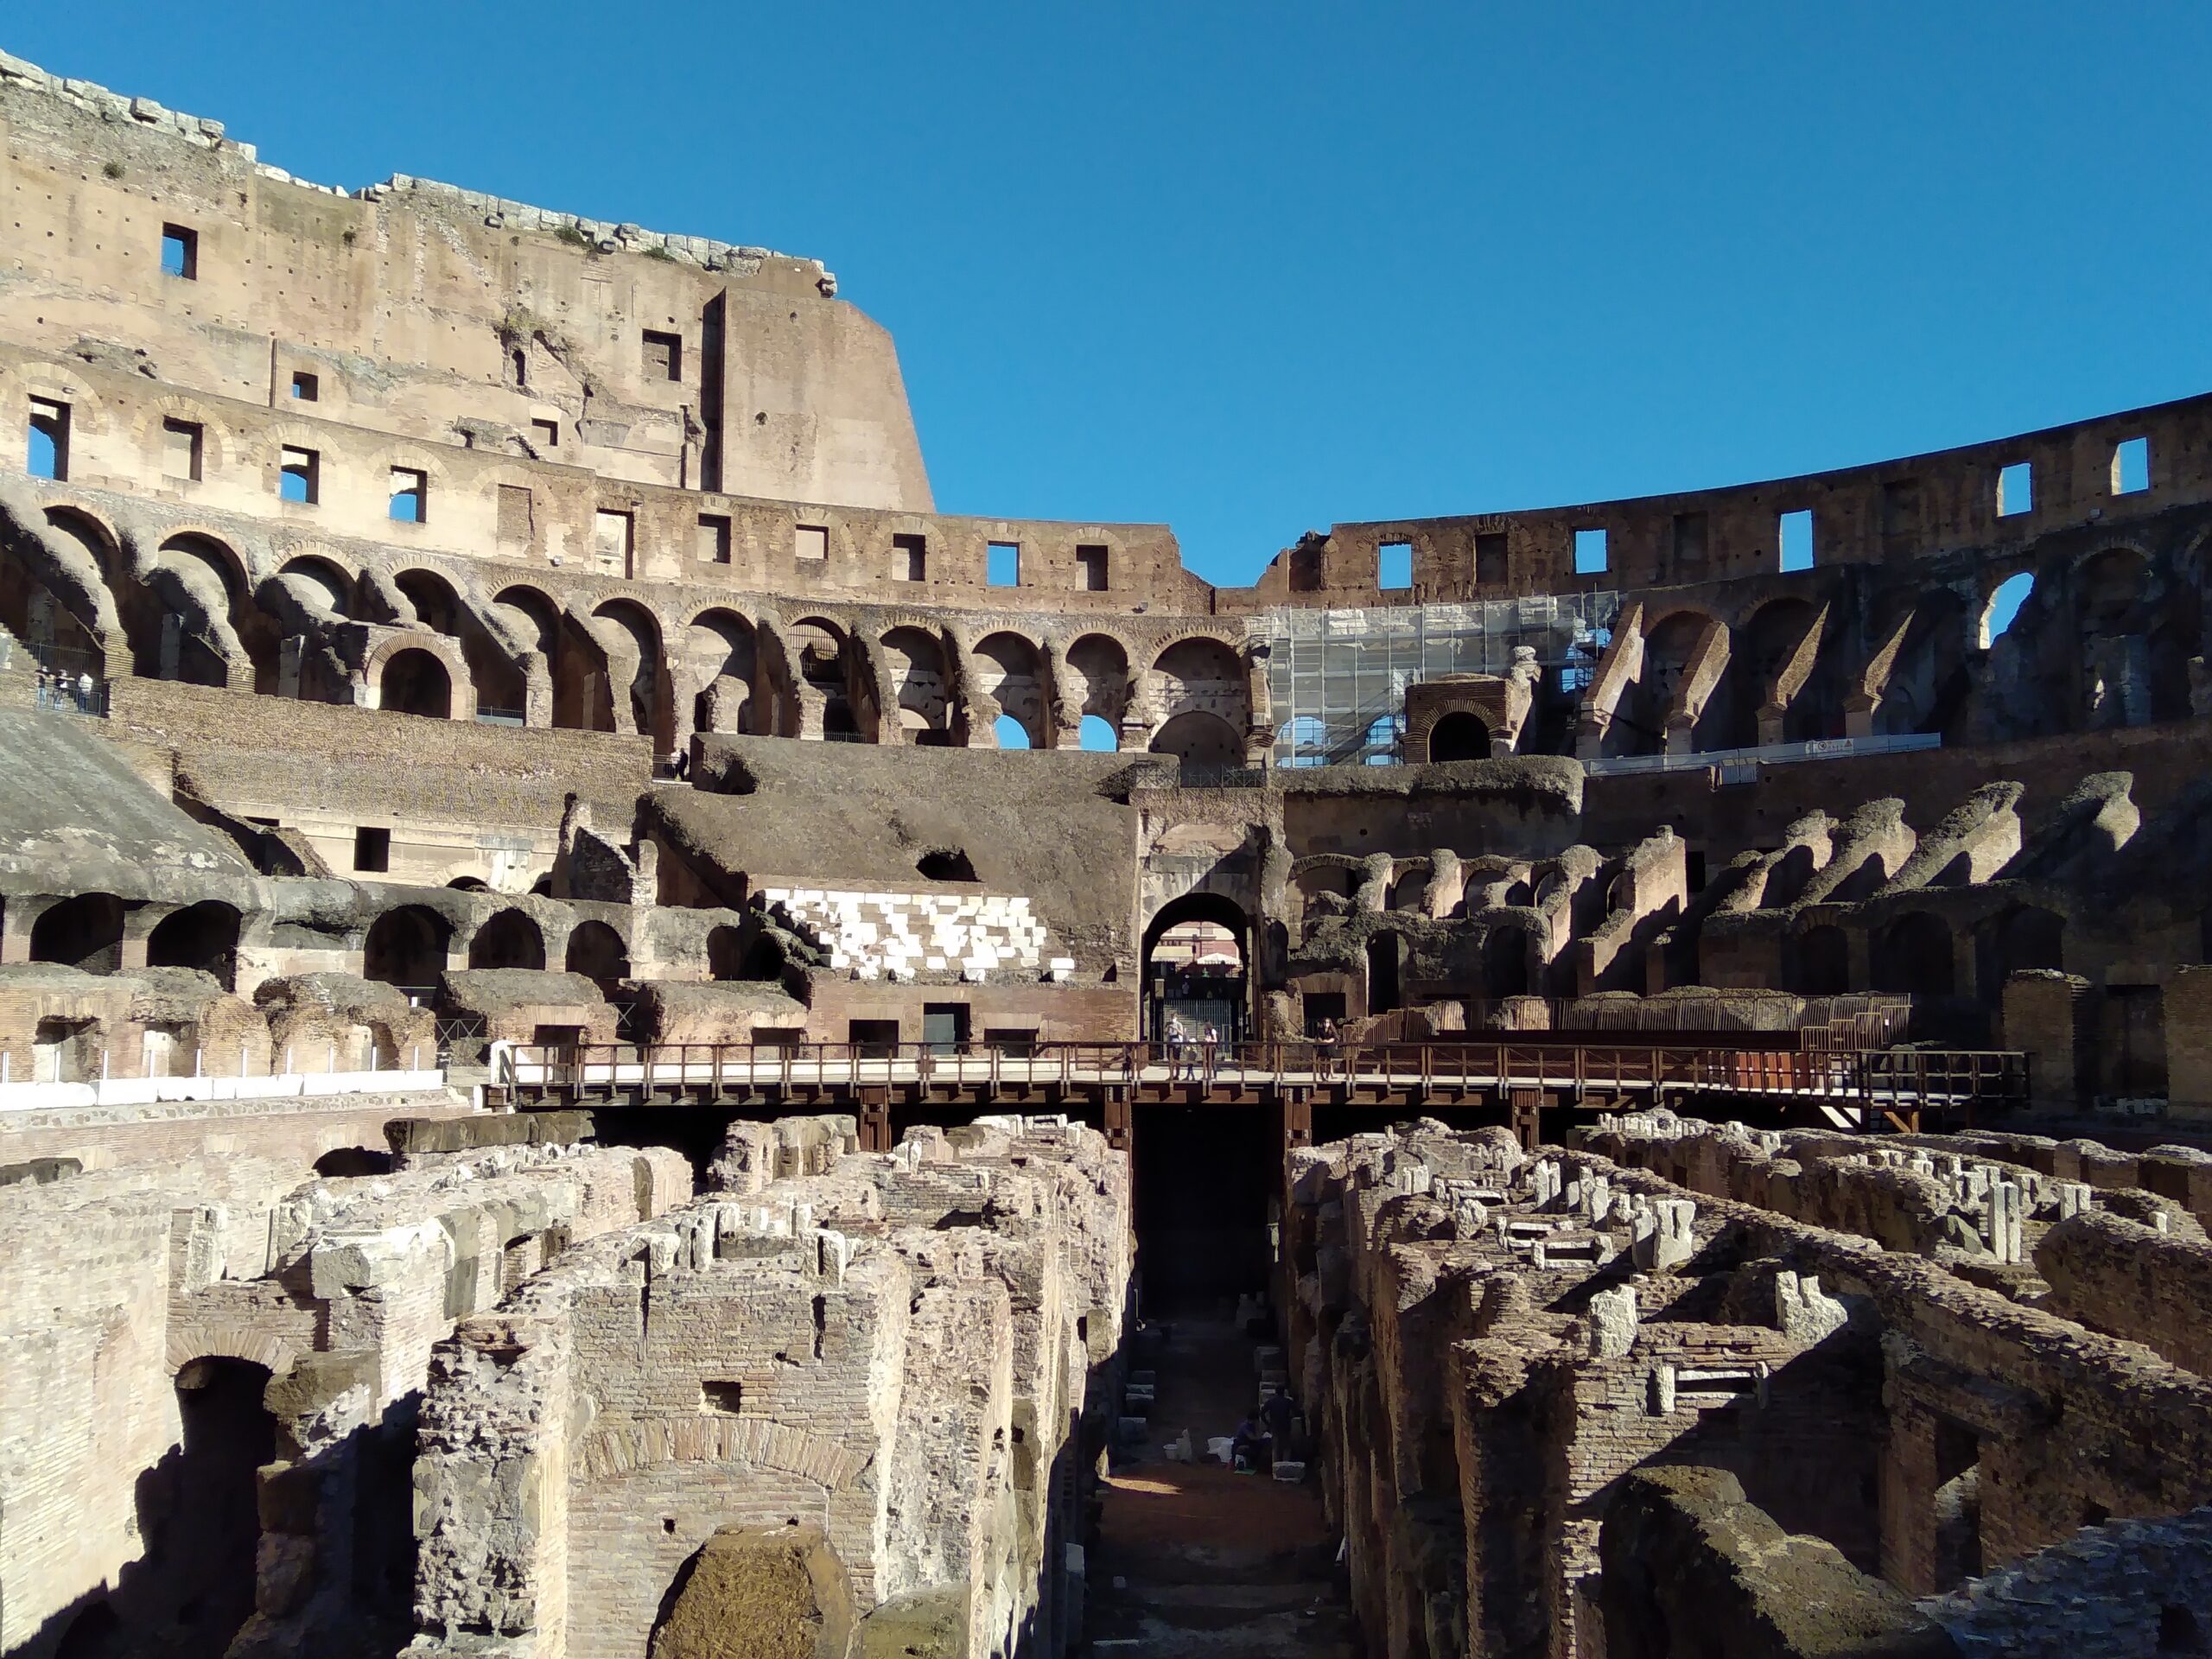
1085;1316;1356;1657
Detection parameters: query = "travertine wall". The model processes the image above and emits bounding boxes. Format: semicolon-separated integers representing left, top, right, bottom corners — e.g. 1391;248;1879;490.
0;1094;696;1659
1288;1118;2212;1659
411;1115;1131;1659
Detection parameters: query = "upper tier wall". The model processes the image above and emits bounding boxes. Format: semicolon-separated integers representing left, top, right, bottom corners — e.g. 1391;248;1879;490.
1243;390;2212;607
0;51;932;514
5;51;2212;620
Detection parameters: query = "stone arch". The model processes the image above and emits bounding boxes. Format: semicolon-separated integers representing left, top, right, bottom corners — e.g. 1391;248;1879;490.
880;626;950;741
1;502;119;676
468;908;546;970
156;1354;279;1659
1427;709;1491;763
1619;609;1719;755
277;553;353;616
30;893;126;972
1151;635;1249;735
972;630;1046;747
164;1326;300;1378
1149;709;1243;766
683;607;757;736
151;530;257;688
1142;889;1254;1041
1736;594;1836;744
147;900;241;990
364;905;453;992
566;918;632;986
1875;587;1973;737
1065;632;1134;729
375;645;457;720
589;598;671;745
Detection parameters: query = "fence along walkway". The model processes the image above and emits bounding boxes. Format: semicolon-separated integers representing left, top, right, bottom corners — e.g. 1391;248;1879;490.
494;1039;2027;1131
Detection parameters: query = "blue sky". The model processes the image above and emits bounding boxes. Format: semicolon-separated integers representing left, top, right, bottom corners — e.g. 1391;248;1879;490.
13;3;2212;588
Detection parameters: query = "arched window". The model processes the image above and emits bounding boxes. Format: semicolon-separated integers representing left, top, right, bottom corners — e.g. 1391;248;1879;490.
1078;714;1119;752
994;713;1032;750
1981;572;2035;647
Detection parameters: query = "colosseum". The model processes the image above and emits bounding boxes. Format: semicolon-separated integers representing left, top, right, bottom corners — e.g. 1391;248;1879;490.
1;45;2209;1659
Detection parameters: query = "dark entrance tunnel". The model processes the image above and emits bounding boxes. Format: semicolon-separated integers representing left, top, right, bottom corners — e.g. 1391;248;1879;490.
156;1356;276;1659
1132;1103;1275;1314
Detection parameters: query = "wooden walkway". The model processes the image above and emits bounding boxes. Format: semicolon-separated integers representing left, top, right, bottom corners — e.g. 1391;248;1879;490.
493;1039;2028;1143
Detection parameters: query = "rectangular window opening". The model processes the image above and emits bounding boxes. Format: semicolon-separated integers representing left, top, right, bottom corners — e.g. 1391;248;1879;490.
389;467;428;524
289;371;319;402
1997;461;2033;518
530;417;559;451
1779;509;1814;572
1377;539;1413;591
794;523;830;563
1077;542;1109;592
1474;531;1508;588
28;398;70;480
1672;512;1709;572
496;485;534;543
353;826;391;874
1881;478;1920;543
594;509;635;569
162;418;204;483
987;540;1021;588
160;224;198;280
894;532;927;582
1573;527;1609;575
642;328;682;382
279;446;319;505
696;513;732;564
2112;435;2150;495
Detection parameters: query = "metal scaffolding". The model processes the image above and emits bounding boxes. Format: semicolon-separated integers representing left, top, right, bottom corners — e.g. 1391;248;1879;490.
1258;594;1621;767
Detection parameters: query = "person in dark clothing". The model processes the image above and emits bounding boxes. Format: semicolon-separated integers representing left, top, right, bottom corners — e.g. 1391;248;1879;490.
1261;1387;1298;1449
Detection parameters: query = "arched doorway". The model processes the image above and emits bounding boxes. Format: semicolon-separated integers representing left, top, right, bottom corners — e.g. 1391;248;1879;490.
1142;893;1251;1043
363;906;452;999
467;909;546;970
1427;710;1491;763
381;648;453;719
565;919;631;989
159;1357;275;1659
146;901;241;989
30;893;125;972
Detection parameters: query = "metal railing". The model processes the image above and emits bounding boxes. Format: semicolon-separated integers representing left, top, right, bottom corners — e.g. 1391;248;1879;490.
496;1038;2027;1111
1581;732;1941;778
30;671;107;716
